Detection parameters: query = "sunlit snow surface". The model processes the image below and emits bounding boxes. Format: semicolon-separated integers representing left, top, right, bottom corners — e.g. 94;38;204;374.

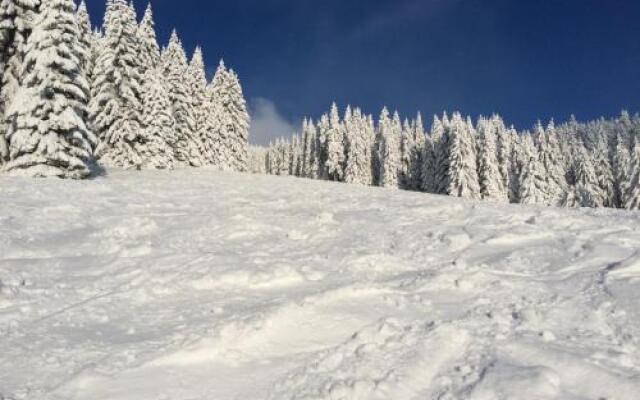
1;169;640;399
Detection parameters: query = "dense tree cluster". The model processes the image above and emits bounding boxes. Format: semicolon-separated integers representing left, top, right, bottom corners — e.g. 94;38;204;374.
264;104;640;210
0;0;250;178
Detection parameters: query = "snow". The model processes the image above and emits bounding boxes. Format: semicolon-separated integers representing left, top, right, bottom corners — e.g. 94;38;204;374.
1;169;640;399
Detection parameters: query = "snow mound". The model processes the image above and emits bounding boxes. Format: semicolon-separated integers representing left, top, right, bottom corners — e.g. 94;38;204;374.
270;319;471;400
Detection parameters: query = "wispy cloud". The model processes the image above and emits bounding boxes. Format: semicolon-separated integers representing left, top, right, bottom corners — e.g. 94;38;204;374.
349;0;459;41
249;98;297;146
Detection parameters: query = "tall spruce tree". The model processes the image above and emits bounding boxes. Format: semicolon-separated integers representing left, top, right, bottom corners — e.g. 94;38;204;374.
626;138;640;210
137;2;160;75
410;113;425;190
187;47;212;163
519;133;546;205
376;108;401;188
345;107;373;185
316;113;330;179
399;118;414;189
300;119;313;178
573;139;603;207
224;68;250;171
493;116;513;201
325;102;345;181
477;116;508;201
447;112;480;199
289;134;302;176
540;121;567;206
3;0;92;178
433;113;452;194
613;134;632;208
593;134;615;207
93;0;146;169
531;122;552;205
307;119;319;178
209;60;250;171
139;66;177;169
163;30;201;167
75;1;92;80
421;115;442;193
0;0;41;163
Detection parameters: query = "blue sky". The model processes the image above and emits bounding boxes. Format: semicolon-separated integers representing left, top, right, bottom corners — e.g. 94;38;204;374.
85;0;640;144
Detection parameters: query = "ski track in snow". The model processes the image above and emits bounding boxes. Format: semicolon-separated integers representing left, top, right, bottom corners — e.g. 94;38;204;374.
0;169;639;400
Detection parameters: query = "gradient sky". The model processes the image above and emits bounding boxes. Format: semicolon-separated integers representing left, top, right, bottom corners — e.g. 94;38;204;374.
85;0;640;144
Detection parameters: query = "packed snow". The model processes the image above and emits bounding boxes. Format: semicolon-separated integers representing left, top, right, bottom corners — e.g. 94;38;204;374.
1;169;640;400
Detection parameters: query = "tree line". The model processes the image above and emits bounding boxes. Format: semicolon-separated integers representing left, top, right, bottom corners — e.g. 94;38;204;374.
0;0;250;179
260;103;640;210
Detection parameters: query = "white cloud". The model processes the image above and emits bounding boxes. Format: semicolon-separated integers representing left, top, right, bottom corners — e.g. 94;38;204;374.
249;98;297;146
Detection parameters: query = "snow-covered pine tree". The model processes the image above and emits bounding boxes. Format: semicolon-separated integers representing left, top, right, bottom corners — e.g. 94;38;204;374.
616;111;633;148
410;113;426;191
303;119;318;178
509;129;524;202
558;117;579;183
432;113;452;194
421;115;442;193
343;105;353;157
493;115;513;201
572;138;603;208
467;115;478;155
562;185;580;208
344;107;373;185
224;68;250;171
292;134;304;176
531;122;552;205
137;2;160;75
477;116;508;202
626;138;640;210
540;121;567;206
613;134;632;208
209;60;250;172
421;136;435;193
93;0;146;169
162;30;202;167
371;110;383;186
75;1;92;81
267;138;277;174
3;0;93;178
316;113;330;179
324;102;345;181
279;137;290;176
139;66;177;169
376;108;401;188
300;118;310;175
265;140;274;174
87;21;115;151
399;118;414;190
0;0;41;163
187;47;212;163
248;145;266;174
73;0;95;148
208;60;231;169
268;138;279;175
446;112;480;199
518;133;547;205
287;136;294;175
362;109;375;186
592;133;615;207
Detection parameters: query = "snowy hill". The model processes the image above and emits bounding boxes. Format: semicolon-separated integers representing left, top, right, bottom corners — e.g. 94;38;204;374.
1;170;639;400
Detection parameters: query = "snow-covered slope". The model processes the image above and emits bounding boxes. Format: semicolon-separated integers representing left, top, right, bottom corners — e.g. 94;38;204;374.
1;170;639;400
